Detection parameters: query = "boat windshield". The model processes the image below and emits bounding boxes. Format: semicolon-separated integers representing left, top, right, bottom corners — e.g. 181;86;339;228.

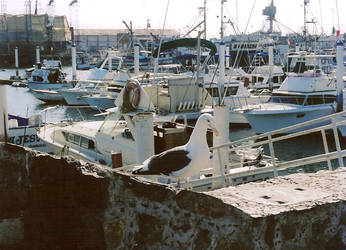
304;95;336;105
268;94;305;105
99;112;124;135
207;86;238;97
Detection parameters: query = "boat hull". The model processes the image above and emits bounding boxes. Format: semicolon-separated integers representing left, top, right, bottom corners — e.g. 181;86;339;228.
9;126;51;152
31;89;65;102
82;96;115;111
28;82;74;91
59;89;90;106
244;105;335;134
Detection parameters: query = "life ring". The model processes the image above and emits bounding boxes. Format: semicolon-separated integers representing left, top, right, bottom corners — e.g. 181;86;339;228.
123;79;141;112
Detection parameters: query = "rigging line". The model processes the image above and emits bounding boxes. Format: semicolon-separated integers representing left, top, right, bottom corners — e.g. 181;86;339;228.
243;0;256;34
274;19;304;39
151;0;170;112
318;0;324;34
224;5;241;35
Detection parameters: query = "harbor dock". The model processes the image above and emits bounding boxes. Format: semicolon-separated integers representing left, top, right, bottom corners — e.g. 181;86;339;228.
0;143;344;249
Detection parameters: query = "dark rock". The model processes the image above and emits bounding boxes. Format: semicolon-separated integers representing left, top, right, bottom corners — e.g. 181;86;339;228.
194;229;211;249
264;216;275;249
175;190;228;218
135;213;164;245
282;223;297;241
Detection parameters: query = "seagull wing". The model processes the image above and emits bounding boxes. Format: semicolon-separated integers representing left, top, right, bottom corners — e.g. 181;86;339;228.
132;146;191;176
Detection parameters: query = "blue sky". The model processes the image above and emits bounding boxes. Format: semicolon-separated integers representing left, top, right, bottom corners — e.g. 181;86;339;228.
3;0;346;38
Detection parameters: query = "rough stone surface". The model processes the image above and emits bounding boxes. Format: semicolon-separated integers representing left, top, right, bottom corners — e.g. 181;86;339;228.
0;142;345;249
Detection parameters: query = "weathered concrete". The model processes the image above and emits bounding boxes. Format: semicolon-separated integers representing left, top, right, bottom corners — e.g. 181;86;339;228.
0;142;345;249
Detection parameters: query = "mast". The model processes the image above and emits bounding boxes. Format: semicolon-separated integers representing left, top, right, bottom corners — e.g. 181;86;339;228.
220;0;226;39
34;0;38;15
203;0;206;39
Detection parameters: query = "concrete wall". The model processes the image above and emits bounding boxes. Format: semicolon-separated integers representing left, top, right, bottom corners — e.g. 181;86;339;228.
0;142;345;249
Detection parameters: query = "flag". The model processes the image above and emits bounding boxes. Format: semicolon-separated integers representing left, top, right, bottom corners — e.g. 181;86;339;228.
332;27;335;35
336;30;340;38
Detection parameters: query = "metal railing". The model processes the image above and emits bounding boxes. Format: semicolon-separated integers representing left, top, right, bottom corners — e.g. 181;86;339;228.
125;110;346;191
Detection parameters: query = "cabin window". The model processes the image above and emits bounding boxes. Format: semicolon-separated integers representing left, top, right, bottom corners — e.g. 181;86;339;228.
73;135;81;145
207;88;219;97
33;76;44;82
88;140;95;149
305;95;335;105
81;137;89;149
67;133;81;145
225;87;238;96
269;95;305;105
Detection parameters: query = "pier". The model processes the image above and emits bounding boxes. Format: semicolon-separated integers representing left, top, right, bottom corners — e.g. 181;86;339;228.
0;143;345;249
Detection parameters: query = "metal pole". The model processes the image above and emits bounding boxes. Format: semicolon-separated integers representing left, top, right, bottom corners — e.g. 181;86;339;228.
71;43;77;80
135;113;154;164
336;40;344;112
203;0;207;39
225;46;230;68
212;105;229;188
218;42;225;105
108;47;112;72
268;43;274;66
195;31;201;111
14;46;19;77
220;0;225;39
134;43;140;75
0;84;8;142
36;45;40;64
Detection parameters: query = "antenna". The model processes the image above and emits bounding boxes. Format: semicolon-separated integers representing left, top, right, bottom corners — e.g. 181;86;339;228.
68;0;79;44
220;0;227;39
0;0;6;14
25;0;32;43
262;0;276;33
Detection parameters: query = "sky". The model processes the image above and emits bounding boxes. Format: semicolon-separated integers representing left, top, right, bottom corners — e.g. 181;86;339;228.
2;0;346;39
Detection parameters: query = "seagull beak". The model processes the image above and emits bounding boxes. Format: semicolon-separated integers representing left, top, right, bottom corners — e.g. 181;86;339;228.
212;127;219;136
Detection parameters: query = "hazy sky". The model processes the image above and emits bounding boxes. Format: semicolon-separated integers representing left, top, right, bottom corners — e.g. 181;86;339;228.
3;0;346;38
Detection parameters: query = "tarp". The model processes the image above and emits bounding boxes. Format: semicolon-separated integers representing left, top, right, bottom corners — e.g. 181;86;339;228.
152;38;217;58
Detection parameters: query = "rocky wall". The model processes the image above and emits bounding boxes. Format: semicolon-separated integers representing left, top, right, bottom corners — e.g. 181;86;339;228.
0;142;345;249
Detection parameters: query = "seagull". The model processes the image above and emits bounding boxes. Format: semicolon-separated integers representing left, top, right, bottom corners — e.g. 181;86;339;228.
132;113;219;186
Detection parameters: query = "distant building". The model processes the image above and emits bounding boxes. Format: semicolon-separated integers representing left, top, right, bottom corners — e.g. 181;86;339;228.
75;28;180;52
0;14;71;51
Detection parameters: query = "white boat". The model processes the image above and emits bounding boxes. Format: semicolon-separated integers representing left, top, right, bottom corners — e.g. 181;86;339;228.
246;65;285;90
27;57;74;91
82;86;122;111
76;52;95;70
37;75;213;166
8;114;50;152
59;81;109;106
31;89;65;102
241;54;338;133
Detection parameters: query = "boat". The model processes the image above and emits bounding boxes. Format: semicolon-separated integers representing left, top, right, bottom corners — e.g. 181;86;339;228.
240;53;338;133
26;56;74;91
81;85;122;111
37;75;213;166
8;114;50;152
59;81;110;106
31;89;65;103
76;51;95;70
246;64;285;90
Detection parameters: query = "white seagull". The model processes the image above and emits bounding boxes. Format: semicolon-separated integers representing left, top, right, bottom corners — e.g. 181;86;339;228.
132;113;219;182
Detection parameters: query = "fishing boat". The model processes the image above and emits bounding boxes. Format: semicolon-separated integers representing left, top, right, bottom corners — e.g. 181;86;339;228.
26;57;73;91
241;52;340;133
8;114;50;152
31;89;65;103
37;75;213;166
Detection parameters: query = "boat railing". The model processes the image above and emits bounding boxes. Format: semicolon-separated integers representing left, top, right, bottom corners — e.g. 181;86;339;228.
207;110;345;187
125;110;345;191
227;94;269;110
